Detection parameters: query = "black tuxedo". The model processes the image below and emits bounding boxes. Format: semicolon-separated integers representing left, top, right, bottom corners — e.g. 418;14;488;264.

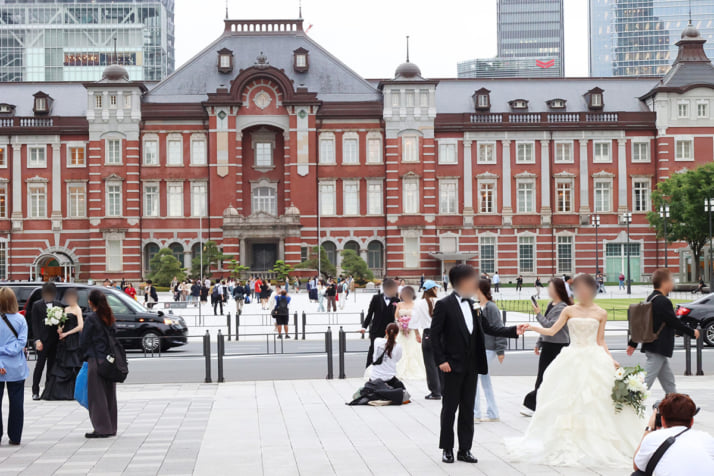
362;292;399;367
430;293;518;451
30;299;62;395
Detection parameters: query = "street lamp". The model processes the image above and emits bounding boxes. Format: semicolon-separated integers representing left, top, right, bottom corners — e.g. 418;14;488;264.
659;205;670;269
705;199;714;292
622;211;632;295
592;214;601;275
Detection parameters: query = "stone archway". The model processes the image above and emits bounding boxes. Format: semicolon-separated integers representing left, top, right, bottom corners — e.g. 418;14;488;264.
31;248;78;282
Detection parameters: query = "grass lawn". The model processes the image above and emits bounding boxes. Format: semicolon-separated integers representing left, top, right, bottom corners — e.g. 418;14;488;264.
496;297;689;321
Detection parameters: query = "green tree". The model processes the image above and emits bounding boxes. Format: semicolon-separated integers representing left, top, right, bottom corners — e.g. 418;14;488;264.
147;248;186;286
294;246;336;278
229;258;250;280
191;241;227;278
272;260;293;281
339;249;374;283
647;163;714;281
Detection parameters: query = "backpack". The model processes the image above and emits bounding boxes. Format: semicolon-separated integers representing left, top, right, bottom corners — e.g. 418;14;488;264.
211;285;221;299
273;296;289;317
628;295;666;344
97;324;129;383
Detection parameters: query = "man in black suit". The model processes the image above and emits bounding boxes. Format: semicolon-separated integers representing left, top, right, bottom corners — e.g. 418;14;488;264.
361;278;400;367
144;279;158;309
431;264;525;464
31;282;61;399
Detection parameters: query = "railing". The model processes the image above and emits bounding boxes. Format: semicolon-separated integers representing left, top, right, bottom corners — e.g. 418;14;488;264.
470;111;620;124
0;117;54;128
224;19;303;33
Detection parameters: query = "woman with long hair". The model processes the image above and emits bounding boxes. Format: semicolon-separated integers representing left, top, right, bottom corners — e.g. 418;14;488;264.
521;278;572;416
410;280;442;399
369;322;404;389
393;286;425;380
79;290;118;438
0;287;29;445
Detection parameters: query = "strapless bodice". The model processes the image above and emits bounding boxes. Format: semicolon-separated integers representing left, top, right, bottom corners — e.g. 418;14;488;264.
567;317;600;347
397;309;412;317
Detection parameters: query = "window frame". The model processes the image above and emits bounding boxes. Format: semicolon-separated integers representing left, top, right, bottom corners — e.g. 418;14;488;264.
556;235;574;274
479;235;497;274
67;182;86;218
28;145;47;168
517;235;536;274
366;180;383;215
697;101;709;119
342;179;360;216
677;100;690;119
438;141;458;165
516;178;536;213
143;182;160;217
190;135;207;166
554;140;574;163
105;182;122;217
438;178;458;215
0;146;5;168
166;181;184;217
477;141;496;164
66;143;86;168
403;236;420;269
366;133;383;164
319;181;336;216
632;178;651;213
319;132;336;164
515;141;535;164
105;138;122;165
190;181;208;217
675;137;694;161
0;183;7;218
166;134;183;166
632;140;650;163
593;140;612;163
555;178;574;213
106;239;123;272
143;136;159;166
478;179;497;214
401;136;419;163
593;179;613;213
28;182;47;218
342;133;359;165
402;176;420;214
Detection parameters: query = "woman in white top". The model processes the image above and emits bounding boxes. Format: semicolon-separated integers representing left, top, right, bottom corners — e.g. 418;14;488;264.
409;280;442;399
370;323;404;389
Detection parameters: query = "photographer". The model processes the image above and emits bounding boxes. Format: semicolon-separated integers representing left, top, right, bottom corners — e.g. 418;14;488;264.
633;393;714;475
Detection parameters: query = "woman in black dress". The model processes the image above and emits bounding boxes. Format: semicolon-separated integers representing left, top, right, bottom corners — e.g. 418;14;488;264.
41;288;84;400
259;280;271;310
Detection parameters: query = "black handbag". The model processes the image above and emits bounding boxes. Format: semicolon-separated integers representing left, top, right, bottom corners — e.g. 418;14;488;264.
96;323;129;383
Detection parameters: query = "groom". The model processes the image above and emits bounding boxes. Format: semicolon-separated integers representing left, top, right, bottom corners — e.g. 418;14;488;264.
430;264;525;464
361;278;400;367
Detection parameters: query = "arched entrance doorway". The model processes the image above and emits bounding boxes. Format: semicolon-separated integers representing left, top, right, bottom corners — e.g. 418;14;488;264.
31;253;76;282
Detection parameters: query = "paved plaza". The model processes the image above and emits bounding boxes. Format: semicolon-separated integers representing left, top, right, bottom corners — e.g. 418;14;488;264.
1;375;712;476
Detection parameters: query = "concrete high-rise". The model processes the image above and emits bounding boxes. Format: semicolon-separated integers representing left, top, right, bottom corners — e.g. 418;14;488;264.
0;0;175;82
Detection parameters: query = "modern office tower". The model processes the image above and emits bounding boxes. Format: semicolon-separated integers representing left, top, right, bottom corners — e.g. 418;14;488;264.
589;0;714;76
0;0;175;82
458;0;565;78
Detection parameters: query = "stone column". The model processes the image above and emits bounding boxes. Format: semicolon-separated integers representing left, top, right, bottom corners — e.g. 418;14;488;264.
463;139;474;226
11;144;22;231
501;140;512;225
617;138;628;213
578;139;590;222
51;143;62;230
540;139;551;225
240;238;246;267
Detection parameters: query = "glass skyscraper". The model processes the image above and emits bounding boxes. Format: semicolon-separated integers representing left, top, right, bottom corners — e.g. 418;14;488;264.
590;0;714;76
0;0;175;82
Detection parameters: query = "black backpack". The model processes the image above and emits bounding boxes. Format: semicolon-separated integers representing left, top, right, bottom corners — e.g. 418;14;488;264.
273;297;289;317
97;324;129;383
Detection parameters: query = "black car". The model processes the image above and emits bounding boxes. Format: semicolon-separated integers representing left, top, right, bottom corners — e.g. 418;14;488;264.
675;294;714;346
1;282;188;352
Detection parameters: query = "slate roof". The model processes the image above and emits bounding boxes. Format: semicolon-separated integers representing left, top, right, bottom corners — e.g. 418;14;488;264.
145;31;381;104
0;83;88;116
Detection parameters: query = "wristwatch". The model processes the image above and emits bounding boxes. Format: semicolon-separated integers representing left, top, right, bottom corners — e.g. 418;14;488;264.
645;426;653;432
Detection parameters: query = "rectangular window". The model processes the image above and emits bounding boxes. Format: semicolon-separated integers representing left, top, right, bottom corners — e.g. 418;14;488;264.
516;142;534;163
678;101;689;118
144;183;159;217
0;147;5;167
557;236;574;274
106;139;121;164
480;236;496;274
0;241;5;278
479;182;495;214
255;142;272;167
632;142;650;162
404;237;419;268
29;146;46;167
319;182;336;215
0;185;7;217
68;146;85;167
167;138;182;165
517;181;535;213
28;184;46;218
106;239;122;272
594;181;612;212
191;182;207;217
343;181;359;215
675;139;694;161
109;95;117;107
518;236;535;274
420;90;430;108
67;184;86;218
477;142;496;164
439;143;457;164
106;183;121;217
95;95;102;109
167;183;184;217
191;139;207;165
439;180;458;214
697;102;709;118
593;141;611;163
367;138;382;163
405;90;415;107
556;181;573;213
633;179;651;212
300;246;309;262
402;137;418;162
403;178;419;214
343;138;359;164
391;92;400;108
366;182;383;215
554;142;573;163
319;137;335;164
143;140;158;165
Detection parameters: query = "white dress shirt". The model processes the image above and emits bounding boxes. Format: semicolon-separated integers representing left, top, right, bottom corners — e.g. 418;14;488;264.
454;293;474;334
635;426;714;476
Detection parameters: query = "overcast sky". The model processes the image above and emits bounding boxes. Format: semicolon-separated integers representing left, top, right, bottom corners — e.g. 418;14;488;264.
175;0;590;78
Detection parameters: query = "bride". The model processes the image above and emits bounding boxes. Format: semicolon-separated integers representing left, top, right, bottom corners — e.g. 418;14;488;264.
507;274;643;467
393;286;425;380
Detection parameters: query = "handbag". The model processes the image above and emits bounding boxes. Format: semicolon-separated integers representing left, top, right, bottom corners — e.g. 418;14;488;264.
95;322;129;383
74;362;89;409
1;312;28;360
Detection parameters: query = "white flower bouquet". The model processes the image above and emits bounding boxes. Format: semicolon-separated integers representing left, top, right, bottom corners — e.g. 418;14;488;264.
612;364;648;417
45;306;67;327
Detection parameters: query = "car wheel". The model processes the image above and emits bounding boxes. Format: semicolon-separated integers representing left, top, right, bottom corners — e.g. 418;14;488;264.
141;331;162;353
703;320;714;347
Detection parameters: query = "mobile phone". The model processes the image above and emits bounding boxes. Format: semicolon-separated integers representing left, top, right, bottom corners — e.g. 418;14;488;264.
530;295;538;307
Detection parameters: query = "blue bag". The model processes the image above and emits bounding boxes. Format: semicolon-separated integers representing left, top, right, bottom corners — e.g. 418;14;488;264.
74;361;89;409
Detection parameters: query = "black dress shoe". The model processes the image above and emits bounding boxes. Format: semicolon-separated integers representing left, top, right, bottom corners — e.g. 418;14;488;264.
425;394;442;400
457;450;478;463
32;394;40;401
442;449;454;464
8;441;20;446
84;432;112;439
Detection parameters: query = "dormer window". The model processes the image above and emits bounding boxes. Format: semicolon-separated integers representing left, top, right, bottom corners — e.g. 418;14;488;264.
585;87;604;110
547;98;567;110
293;47;309;73
509;99;529;110
217;48;234;74
472;87;491;112
32;91;52;115
0;103;15;115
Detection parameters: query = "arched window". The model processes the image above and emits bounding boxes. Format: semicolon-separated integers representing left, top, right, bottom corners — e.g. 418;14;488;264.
344;240;360;255
367;241;383;270
252;186;277;216
169;242;184;267
322;241;337;266
143;243;160;274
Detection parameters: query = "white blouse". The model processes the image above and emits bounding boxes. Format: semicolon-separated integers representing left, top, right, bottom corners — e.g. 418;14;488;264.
409;298;434;329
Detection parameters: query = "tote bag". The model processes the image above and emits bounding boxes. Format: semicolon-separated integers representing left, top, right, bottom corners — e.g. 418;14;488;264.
74;362;89;409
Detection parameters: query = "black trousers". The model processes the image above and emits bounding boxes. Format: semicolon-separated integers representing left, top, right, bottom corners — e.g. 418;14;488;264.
440;366;477;451
522;342;567;411
32;339;57;395
366;336;377;368
212;298;223;315
0;380;24;443
87;358;117;435
421;329;443;396
385;376;405;390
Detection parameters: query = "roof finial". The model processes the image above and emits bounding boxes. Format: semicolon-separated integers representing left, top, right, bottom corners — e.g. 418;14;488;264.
299;0;303;19
689;0;692;24
406;35;410;63
113;35;117;64
225;0;229;19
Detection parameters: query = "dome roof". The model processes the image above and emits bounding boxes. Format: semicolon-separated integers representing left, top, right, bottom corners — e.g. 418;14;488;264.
285;203;300;216
394;61;422;80
681;23;701;39
102;64;129;82
223;206;240;217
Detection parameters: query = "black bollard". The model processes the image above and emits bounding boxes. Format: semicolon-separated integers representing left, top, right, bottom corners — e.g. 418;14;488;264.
325;327;333;379
360;310;365;326
226;312;231;341
696;329;704;376
294;311;299;340
203;330;212;383
338;327;346;379
302;311;307;340
235;311;240;341
217;330;225;383
684;335;692;376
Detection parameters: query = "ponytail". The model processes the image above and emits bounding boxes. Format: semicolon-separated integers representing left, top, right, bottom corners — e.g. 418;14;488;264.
384;322;399;358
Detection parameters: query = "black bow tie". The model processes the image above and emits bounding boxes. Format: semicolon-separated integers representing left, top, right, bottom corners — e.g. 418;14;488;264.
461;298;472;303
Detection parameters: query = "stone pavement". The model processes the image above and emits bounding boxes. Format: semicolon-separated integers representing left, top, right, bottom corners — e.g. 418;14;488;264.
2;375;713;476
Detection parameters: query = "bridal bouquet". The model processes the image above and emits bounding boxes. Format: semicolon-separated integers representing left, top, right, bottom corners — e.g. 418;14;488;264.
611;365;648;417
397;316;411;336
45;306;67;327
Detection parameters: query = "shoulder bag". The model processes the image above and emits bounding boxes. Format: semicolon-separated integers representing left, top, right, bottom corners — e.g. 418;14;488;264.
95;321;129;383
1;312;28;360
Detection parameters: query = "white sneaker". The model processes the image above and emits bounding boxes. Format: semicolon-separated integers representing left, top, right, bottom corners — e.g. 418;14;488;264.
481;418;500;422
520;405;534;417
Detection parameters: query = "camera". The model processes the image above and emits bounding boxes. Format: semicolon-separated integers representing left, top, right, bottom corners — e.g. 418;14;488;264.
652;400;663;429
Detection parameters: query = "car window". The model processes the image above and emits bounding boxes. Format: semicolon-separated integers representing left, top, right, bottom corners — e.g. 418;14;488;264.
75;288;90;310
106;293;130;315
10;286;39;306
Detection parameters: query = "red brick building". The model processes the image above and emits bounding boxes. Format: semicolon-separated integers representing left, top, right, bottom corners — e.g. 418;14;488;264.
1;19;713;283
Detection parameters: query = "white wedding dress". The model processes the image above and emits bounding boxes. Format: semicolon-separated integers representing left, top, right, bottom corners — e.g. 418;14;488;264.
395;308;425;380
506;317;644;467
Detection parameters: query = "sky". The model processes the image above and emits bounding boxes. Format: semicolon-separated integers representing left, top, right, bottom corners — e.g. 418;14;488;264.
174;0;591;78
